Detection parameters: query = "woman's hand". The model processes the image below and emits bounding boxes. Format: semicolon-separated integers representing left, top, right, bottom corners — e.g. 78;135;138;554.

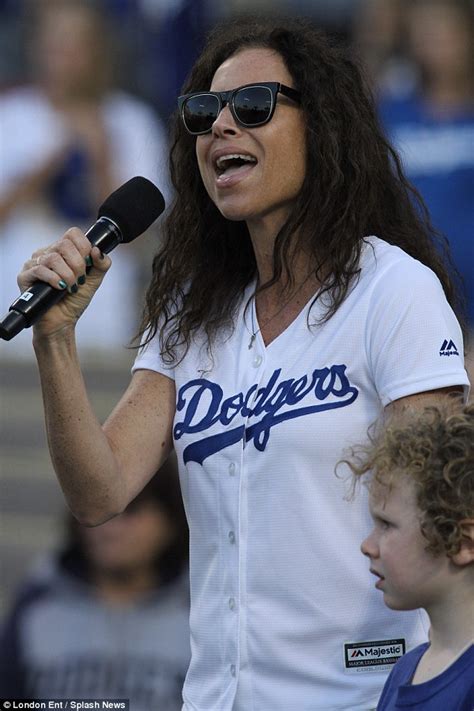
18;227;111;339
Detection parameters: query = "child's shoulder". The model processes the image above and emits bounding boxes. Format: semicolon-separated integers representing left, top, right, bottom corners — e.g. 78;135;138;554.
377;643;474;711
391;642;430;682
377;643;429;707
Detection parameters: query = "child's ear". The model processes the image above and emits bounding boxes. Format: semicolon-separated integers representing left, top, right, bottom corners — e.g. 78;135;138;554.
450;519;474;566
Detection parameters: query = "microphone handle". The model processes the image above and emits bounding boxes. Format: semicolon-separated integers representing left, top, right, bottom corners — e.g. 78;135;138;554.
0;217;121;341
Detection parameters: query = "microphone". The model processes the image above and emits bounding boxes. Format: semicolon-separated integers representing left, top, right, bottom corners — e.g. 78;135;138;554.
0;177;165;341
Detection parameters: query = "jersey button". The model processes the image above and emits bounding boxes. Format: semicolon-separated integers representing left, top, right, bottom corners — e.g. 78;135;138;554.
253;354;263;368
228;462;236;476
228;597;236;611
228;531;236;544
230;664;236;677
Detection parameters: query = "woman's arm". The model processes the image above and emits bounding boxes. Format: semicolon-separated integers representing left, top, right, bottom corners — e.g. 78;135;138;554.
386;386;465;416
18;227;175;526
35;330;175;526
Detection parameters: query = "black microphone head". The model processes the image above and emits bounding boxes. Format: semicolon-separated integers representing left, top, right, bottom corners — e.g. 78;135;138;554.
97;176;165;243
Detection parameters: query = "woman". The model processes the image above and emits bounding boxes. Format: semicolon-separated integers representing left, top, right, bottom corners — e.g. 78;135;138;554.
17;16;469;711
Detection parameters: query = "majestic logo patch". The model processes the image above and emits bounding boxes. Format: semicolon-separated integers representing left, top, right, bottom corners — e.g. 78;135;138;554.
439;339;459;357
344;639;406;673
174;364;359;464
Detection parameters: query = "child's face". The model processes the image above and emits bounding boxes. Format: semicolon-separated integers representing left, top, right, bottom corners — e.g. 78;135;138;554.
361;474;451;611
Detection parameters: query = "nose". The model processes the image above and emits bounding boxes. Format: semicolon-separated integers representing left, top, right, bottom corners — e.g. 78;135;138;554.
361;529;378;559
211;103;241;137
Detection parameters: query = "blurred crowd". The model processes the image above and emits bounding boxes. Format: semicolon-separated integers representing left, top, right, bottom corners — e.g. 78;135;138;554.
355;0;473;379
0;0;472;706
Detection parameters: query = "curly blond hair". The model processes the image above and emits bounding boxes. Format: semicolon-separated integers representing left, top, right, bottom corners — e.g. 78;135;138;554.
346;397;474;556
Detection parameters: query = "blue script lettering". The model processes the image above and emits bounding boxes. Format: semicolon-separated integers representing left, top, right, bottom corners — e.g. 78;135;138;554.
174;365;358;464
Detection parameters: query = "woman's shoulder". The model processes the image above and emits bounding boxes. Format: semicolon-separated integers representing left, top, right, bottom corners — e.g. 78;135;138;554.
360;236;440;286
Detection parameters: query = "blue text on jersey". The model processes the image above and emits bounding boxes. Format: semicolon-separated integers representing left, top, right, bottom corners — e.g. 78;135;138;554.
174;365;359;464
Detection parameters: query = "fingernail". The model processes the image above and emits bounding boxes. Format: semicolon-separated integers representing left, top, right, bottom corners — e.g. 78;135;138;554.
58;279;67;289
99;251;105;260
68;283;78;294
85;255;93;267
78;274;86;285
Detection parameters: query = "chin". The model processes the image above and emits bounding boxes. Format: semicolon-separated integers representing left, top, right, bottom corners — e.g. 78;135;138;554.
383;594;419;612
213;196;252;221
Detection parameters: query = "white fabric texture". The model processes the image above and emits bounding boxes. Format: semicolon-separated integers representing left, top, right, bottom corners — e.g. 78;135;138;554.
132;237;470;711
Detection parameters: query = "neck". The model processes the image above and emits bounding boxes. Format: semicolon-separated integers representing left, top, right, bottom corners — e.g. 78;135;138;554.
248;218;315;294
92;568;158;606
425;582;474;653
247;216;284;283
43;80;100;109
246;213;323;345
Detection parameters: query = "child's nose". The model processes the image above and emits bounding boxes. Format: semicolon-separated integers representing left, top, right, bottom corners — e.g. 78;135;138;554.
361;531;377;558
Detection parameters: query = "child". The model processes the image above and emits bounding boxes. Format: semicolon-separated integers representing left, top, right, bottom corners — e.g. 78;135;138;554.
347;398;474;710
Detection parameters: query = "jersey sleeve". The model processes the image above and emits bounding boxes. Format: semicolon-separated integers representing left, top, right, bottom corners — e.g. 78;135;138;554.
131;328;176;380
365;258;470;406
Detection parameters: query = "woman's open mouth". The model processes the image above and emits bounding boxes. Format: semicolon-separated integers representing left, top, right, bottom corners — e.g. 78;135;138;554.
213;152;258;187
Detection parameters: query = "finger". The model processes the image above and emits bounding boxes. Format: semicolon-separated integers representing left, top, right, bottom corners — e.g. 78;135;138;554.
54;237;89;284
30;252;78;291
60;229;112;274
28;247;50;270
90;245;112;272
59;227;99;274
62;227;94;260
18;260;69;293
29;229;90;274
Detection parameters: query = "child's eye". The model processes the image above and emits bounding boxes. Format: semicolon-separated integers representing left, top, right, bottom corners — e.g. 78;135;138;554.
377;517;391;530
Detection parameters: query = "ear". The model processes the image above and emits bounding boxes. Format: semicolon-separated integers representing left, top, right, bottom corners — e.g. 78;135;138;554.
450;519;474;566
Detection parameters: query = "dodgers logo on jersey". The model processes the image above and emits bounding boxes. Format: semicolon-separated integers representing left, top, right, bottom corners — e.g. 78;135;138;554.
174;364;358;464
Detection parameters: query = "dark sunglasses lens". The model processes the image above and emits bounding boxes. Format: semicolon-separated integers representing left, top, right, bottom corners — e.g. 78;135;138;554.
234;86;273;126
183;94;220;133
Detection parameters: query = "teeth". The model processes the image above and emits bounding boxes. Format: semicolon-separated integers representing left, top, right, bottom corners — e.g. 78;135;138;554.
216;153;257;170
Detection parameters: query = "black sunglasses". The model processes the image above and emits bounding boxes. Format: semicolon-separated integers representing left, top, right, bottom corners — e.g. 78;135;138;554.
178;82;301;135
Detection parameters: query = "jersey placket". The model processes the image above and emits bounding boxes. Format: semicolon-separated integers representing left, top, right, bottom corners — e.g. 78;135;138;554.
219;442;242;686
232;331;268;709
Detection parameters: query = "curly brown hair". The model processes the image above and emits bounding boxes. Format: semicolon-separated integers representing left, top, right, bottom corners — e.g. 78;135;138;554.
346;398;474;557
138;14;464;363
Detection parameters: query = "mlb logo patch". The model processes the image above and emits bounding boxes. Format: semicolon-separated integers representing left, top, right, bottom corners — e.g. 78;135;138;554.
343;639;406;673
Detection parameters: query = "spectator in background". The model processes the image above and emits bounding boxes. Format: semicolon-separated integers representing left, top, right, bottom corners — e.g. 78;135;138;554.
132;0;209;124
374;0;474;340
0;455;190;710
0;0;170;359
352;0;417;97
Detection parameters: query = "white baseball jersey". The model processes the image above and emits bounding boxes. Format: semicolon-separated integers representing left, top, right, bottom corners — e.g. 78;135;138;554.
133;236;470;711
